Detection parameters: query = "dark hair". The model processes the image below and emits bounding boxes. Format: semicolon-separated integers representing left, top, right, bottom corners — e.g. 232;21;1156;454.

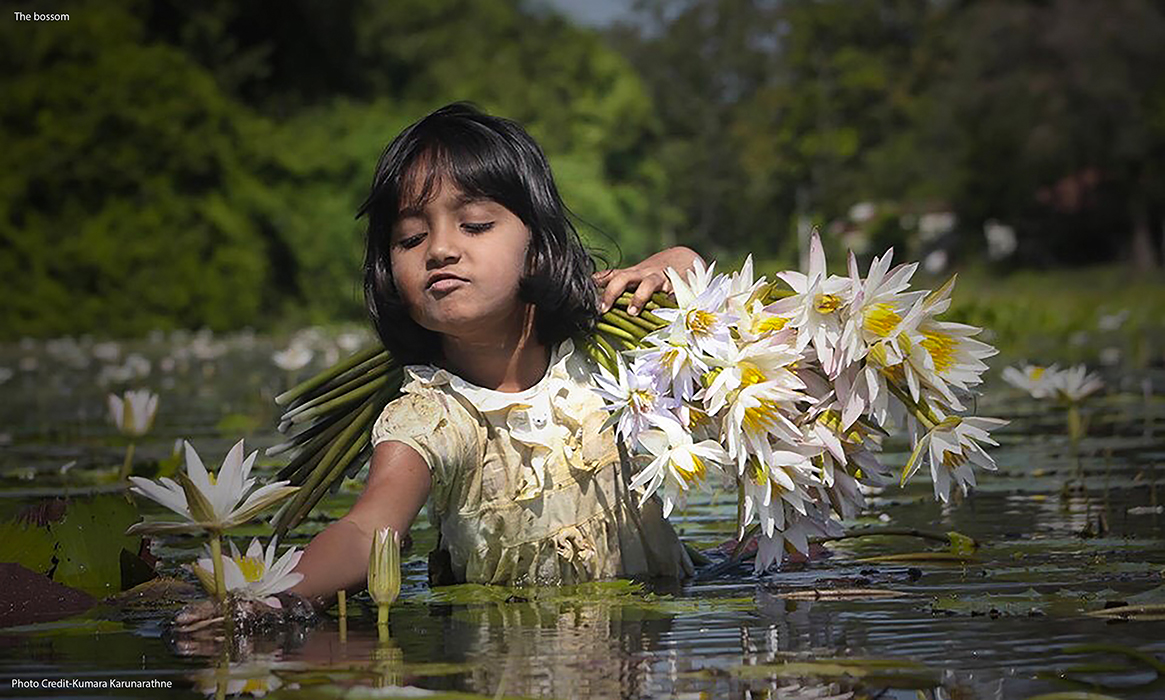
357;102;598;365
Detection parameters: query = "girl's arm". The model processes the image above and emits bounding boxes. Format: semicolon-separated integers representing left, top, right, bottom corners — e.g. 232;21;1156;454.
594;245;705;315
287;440;432;610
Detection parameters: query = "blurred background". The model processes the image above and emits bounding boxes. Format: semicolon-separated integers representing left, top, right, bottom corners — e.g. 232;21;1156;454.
2;0;1163;363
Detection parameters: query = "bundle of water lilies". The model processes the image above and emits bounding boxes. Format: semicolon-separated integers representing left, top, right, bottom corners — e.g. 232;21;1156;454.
270;233;1007;572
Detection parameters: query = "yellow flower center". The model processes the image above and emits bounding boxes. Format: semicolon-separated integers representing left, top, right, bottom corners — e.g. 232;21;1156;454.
814;293;842;314
863;303;901;337
242;679;271;695
629;388;655;413
743;399;785;434
672;454;706;486
739;362;766;387
752;314;788;335
234;554;266;583
921;331;957;373
1031;366;1046;379
941;449;967;468
686;309;717;336
687;407;710;430
661;348;680;366
701;368;722;388
207;472;217;485
747;459;767;486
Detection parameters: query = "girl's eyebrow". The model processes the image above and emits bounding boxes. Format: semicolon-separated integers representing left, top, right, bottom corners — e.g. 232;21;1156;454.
397;194;491;220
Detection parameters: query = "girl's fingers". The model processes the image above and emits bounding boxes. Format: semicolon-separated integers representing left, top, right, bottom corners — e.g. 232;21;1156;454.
626;272;664;315
598;270;634;313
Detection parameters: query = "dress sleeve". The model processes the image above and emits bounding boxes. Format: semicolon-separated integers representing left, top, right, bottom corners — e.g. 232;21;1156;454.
370;387;478;514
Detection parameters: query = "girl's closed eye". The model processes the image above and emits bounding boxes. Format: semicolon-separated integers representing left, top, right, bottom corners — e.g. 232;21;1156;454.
462;221;494;234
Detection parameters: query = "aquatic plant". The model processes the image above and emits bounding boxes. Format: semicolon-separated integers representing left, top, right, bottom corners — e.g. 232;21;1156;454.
190;537;303;608
590;234;1006;571
368;526;401;627
107;389;158;480
126;439;299;600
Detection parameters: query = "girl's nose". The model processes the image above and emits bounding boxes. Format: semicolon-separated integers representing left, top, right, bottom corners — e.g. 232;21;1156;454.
425;220;461;265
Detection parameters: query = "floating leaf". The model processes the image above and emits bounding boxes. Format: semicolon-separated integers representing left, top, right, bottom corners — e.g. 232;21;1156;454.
0;518;56;574
946;531;977;556
50;495;142;597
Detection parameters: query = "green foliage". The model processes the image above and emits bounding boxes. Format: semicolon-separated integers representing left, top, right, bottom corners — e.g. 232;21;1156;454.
2;0;660;337
0;519;56;574
49;495;143;597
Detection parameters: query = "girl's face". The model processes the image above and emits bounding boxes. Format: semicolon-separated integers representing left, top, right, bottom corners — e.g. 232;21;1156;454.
389;174;532;343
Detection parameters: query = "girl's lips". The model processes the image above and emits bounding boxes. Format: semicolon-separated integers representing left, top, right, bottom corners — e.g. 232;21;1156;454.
428;277;467;294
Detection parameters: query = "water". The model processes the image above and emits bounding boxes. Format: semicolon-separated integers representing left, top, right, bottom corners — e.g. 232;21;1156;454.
1;333;1163;699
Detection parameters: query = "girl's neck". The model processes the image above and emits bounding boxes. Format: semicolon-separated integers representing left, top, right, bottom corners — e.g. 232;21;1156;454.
438;304;550;392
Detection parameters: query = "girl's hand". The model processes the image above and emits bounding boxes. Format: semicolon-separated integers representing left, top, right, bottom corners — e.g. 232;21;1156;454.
593;246;704;316
174;592;318;634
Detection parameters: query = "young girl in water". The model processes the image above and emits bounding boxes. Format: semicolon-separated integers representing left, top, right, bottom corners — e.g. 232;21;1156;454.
208;102;705;617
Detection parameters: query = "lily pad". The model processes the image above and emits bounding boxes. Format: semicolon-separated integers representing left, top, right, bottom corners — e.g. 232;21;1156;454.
50;495;142;597
0;518;56;574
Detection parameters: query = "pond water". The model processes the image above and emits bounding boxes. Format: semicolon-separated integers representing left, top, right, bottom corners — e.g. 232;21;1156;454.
1;331;1163;699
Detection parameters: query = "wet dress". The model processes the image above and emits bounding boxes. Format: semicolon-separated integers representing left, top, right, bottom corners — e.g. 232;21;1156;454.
370;339;694;585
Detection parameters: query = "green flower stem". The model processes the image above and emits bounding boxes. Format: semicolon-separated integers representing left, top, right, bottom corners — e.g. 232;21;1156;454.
599;312;650;340
1068;402;1083;443
593;334;619;365
377;604;389;627
283;372;394;425
607;306;659;334
581;340;615;376
276;345;387;406
595;322;639;345
118;442;136;481
283;370;395;424
282;363;393;420
209;532;226;602
884;380;938;430
278;392;386;535
337;589;347;619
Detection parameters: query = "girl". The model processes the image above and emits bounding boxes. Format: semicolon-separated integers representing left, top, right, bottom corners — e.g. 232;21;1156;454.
180;102;704;624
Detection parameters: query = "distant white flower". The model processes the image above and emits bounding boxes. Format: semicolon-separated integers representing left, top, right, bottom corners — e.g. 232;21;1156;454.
18;356;38;373
272;344;313;372
127;439;299;534
107;389;159;437
1097;309;1129;332
923;249;948;275
336;331;366;354
918;211;956;241
1050;365;1104;403
0;367;12;385
123;353;151;379
1001;364;1058;399
983;220;1017;260
191;538;303;608
848;201;876;224
91;341;121;363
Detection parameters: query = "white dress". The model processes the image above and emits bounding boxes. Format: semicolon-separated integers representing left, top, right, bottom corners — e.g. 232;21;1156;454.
370;339;694;585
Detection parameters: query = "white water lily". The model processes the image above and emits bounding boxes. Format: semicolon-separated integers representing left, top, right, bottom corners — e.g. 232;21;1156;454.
191;538;303;607
754;508;843;573
629;418;731;518
701;332;802;416
1001;364;1059;399
1049;364;1104;403
765;231;852;377
652;259;738;358
127;439;299;535
721;379;804;473
902;416;1009;503
904;318;997;411
838;248;924;369
591;355;678;443
107;389;159;437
